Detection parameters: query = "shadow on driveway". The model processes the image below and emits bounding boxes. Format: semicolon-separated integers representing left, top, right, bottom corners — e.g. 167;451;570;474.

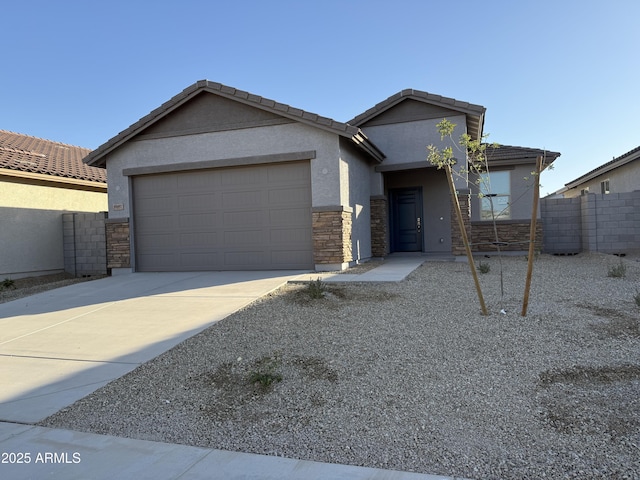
0;270;306;423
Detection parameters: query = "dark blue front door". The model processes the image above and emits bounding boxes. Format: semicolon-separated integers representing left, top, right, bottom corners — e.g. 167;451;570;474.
390;188;423;252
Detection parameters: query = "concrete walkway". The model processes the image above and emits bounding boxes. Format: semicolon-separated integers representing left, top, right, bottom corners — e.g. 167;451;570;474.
0;259;465;480
311;256;426;283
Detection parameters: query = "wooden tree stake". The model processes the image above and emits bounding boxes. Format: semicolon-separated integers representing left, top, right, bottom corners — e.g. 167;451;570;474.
446;164;488;316
521;156;543;316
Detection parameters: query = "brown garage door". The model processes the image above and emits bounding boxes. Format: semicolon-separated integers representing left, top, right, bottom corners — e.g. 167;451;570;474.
132;161;313;271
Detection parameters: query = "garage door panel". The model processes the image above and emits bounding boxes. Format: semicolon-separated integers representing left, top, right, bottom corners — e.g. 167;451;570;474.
180;253;220;268
224;251;265;267
270;228;312;243
179;212;218;229
180;232;220;247
271;250;313;266
136;232;180;250
178;193;219;210
223;210;263;226
136;176;177;194
268;186;309;204
220;168;263;186
137;253;179;270
223;230;263;246
269;207;309;225
176;170;220;189
136;196;177;213
267;162;310;182
221;190;262;207
136;215;180;232
133;161;312;271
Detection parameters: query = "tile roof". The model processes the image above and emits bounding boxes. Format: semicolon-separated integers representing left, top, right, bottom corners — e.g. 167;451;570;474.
84;80;385;167
486;144;561;163
0;130;106;183
349;88;486;142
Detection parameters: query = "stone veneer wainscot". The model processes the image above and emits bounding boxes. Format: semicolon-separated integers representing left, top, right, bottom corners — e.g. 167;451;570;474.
105;218;130;270
312;207;353;267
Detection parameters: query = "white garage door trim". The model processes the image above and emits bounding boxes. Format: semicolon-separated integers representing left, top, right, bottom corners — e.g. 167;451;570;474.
132;160;312;271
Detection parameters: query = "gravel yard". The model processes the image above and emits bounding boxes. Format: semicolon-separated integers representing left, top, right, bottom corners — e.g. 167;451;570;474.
40;253;640;479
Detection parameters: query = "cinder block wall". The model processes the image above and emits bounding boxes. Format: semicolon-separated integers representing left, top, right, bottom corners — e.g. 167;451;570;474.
541;191;640;255
541;196;582;254
62;214;77;275
62;212;108;277
585;191;640;254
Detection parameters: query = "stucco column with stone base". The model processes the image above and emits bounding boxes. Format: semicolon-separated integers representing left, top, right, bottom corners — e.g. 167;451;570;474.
312;206;353;271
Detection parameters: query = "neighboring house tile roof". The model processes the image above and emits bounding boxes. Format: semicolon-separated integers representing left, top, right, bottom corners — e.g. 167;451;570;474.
487;145;561;166
349;88;486;142
0;130;106;183
564;145;640;188
84;80;385;168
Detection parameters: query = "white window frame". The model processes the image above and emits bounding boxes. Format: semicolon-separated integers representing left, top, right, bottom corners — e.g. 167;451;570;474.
479;171;511;220
601;179;610;194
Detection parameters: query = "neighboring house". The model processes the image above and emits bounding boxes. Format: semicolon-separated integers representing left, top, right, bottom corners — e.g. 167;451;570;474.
558;145;640;198
542;145;640;256
0;130;107;279
84;80;559;273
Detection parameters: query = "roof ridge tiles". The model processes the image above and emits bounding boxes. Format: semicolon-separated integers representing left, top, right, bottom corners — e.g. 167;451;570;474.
84;79;386;167
220;85;236;95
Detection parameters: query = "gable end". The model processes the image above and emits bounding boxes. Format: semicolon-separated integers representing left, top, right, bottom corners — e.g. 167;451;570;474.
358;99;464;127
134;92;294;141
85;80;385;167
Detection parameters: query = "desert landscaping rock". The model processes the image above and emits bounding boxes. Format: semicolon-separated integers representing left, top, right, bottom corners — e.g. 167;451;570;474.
40;253;640;479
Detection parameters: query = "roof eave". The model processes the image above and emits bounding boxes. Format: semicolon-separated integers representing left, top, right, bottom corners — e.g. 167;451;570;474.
484;145;561;168
351;132;385;163
0;167;107;189
85;80;372;168
564;146;640;188
487;155;560;168
467;111;485;143
350;89;487;141
84;83;205;168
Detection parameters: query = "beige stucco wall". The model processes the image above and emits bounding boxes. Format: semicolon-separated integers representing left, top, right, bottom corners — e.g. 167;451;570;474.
0;178;107;278
562;160;640;198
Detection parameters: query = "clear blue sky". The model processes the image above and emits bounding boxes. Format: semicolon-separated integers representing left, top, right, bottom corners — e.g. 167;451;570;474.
2;0;638;195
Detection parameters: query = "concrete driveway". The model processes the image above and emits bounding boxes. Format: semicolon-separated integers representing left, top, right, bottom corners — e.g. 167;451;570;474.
0;271;306;424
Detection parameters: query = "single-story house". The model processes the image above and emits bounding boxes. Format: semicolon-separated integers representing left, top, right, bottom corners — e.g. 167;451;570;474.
84;80;559;273
556;145;640;198
542;146;640;255
0;130;107;279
